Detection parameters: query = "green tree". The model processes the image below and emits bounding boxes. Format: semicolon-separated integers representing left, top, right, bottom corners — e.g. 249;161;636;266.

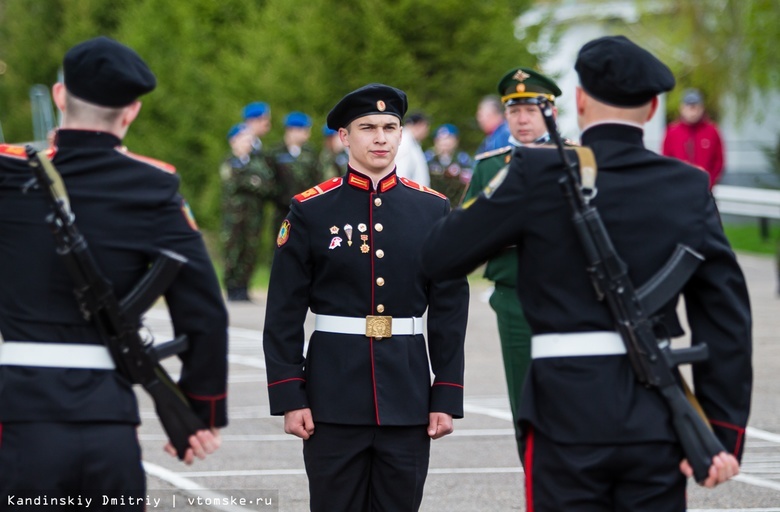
0;0;535;232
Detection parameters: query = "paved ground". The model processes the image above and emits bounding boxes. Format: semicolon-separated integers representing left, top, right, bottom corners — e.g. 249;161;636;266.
136;253;780;511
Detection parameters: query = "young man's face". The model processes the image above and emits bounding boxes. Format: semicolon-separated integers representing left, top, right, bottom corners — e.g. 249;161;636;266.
505;102;551;144
247;116;271;138
339;114;401;176
680;103;705;124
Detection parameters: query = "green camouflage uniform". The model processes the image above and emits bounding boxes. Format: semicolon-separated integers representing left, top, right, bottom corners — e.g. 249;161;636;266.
463;144;531;445
220;147;275;299
268;142;323;229
319;148;349;180
425;150;474;205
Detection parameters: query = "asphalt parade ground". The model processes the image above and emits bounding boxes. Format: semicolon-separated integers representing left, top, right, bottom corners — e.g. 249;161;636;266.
136;252;780;512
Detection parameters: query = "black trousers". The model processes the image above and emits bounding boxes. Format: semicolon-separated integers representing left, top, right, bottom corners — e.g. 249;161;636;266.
303;423;431;512
0;422;145;511
520;426;686;512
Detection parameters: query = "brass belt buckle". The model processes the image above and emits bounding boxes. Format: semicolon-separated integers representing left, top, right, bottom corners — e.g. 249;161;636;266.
365;315;392;339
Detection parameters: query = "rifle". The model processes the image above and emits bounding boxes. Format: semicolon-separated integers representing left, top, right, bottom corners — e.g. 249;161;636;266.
534;97;725;483
23;145;206;460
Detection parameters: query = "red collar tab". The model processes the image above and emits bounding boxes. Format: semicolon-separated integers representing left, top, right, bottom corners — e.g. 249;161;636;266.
378;172;398;192
346;167;399;193
347;169;371;191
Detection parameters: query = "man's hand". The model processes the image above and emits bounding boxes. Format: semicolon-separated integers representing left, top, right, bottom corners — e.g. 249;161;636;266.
680;451;740;488
164;428;221;465
284;407;315;440
428;412;454;440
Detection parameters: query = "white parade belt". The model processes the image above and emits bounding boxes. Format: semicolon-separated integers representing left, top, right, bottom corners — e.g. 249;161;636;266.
314;314;424;339
531;331;626;359
0;341;116;370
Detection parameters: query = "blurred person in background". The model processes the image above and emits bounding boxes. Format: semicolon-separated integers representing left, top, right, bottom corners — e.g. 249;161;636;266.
663;88;725;189
425;123;472;204
395;110;431;186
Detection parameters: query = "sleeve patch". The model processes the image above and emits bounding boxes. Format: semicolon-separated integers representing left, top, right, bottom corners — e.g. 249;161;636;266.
181;199;199;231
277;219;291;247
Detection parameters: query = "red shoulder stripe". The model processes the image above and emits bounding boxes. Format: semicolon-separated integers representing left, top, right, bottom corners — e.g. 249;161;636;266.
0;144;58;161
0;144;28;160
116;147;176;174
399;177;447;200
294;177;343;202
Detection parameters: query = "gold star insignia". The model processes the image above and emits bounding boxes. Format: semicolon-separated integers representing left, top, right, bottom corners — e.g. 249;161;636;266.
513;70;531;82
330;225;339;234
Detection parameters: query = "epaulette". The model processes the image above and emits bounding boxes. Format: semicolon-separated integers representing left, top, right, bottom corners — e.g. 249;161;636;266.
294;177;343;202
116;146;176;174
399;177;447;200
475;145;512;161
0;143;29;160
563;138;579;147
0;144;56;161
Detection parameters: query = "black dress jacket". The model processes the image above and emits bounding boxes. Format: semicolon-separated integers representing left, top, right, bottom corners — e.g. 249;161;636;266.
422;124;752;459
263;168;469;426
0;130;228;427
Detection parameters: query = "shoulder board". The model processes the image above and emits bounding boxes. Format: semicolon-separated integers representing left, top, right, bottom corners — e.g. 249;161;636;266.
563;138;579;147
475;145;512;161
116;147;176;174
294;177;343;203
0;144;56;161
0;143;29;160
399;177;447;200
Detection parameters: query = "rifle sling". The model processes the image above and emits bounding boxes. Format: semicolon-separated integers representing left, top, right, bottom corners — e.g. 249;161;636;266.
573;146;597;191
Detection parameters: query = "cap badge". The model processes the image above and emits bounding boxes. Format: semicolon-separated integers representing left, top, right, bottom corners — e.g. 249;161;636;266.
513;70;531;82
515;84;526;93
377;100;386;112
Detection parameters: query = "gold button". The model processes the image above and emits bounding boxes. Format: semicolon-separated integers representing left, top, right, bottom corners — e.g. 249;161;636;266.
375;223;383;232
376;304;385;313
376;249;384;258
376;277;385;286
374;197;383;207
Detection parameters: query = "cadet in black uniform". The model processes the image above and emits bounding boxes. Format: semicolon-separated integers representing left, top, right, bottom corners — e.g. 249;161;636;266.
421;36;752;511
0;37;228;508
263;83;469;512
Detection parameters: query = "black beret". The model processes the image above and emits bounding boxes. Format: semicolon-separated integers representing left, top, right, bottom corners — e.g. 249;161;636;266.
575;35;675;107
63;36;156;108
497;67;562;106
327;83;407;130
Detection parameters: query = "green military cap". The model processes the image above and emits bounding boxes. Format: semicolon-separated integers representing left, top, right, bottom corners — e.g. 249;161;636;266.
497;67;562;106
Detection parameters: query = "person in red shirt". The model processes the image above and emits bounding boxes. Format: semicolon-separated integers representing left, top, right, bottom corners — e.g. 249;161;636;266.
663;88;725;189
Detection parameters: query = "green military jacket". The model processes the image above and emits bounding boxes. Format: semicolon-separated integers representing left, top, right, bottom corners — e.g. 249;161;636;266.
220;148;276;201
462;145;517;287
268;142;322;209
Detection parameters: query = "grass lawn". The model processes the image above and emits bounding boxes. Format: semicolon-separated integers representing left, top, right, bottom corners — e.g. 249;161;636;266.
723;221;780;256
